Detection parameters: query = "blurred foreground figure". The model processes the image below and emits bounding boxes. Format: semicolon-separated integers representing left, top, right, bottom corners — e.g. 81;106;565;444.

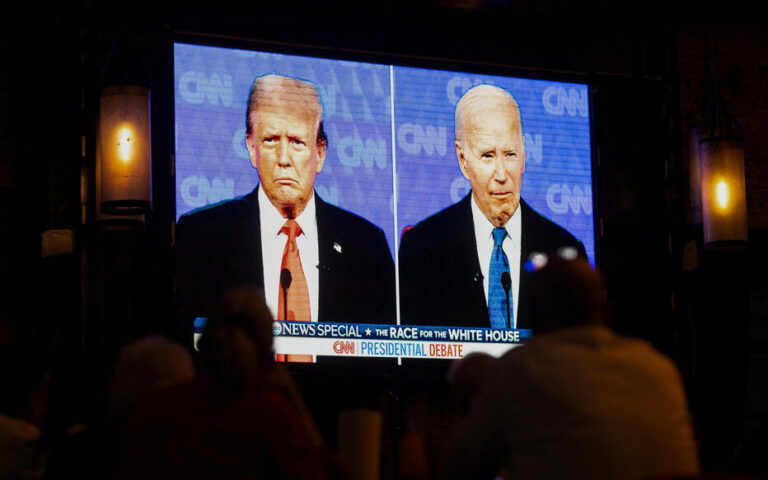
442;254;700;480
447;351;496;416
120;287;348;480
0;347;49;480
109;335;196;416
47;335;194;480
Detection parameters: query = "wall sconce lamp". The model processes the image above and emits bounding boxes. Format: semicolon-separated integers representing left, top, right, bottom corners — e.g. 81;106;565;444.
98;36;152;217
690;28;748;249
699;135;747;248
99;85;151;215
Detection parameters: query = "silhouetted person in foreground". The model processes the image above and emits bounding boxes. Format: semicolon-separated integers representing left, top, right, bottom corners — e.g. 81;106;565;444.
447;351;496;416
442;253;701;480
0;346;50;480
120;287;349;480
46;335;194;480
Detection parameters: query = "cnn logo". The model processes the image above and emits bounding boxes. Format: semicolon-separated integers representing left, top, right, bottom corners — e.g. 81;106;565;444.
333;341;355;355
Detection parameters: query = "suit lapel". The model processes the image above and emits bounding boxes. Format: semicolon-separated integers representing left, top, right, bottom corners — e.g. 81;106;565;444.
455;193;490;327
314;193;336;323
517;199;534;329
246;186;264;289
455;194;484;285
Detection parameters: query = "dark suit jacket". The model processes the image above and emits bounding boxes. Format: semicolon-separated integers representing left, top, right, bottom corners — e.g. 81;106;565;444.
398;193;587;329
176;187;396;326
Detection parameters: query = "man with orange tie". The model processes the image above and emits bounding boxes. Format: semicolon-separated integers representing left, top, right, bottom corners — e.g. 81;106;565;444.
177;74;396;360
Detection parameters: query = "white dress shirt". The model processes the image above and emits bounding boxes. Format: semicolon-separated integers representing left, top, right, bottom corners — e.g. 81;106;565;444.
258;186;320;323
470;196;521;328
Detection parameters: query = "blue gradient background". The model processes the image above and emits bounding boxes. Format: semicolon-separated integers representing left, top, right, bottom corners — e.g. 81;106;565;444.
174;43;594;264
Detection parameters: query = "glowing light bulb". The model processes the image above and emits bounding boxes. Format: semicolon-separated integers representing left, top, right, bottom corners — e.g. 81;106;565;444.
116;125;134;163
715;180;729;210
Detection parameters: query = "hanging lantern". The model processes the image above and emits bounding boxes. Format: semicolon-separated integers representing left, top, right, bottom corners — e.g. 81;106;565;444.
699;137;748;247
688;25;748;249
98;85;152;215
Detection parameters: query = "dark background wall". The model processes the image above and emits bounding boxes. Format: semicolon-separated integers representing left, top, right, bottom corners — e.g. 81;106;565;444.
1;0;766;475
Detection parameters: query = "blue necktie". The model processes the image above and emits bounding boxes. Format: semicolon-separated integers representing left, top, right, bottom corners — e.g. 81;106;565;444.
489;227;512;329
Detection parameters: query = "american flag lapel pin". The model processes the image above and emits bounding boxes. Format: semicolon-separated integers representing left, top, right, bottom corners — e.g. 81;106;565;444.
333;242;342;254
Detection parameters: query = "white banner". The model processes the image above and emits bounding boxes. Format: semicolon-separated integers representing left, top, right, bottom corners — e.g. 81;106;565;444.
273;337;520;359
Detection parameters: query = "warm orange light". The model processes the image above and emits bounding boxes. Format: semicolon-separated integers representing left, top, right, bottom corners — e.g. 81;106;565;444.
99;85;152;215
116;125;134;163
699;138;747;246
715;180;729;211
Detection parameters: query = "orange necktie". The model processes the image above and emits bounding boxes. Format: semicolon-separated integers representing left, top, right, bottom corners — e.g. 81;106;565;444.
275;219;312;363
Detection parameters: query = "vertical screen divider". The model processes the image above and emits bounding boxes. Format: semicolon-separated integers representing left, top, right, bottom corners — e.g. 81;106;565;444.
389;65;402;365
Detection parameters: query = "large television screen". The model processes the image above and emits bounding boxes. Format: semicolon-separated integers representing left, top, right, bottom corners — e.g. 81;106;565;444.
174;42;594;362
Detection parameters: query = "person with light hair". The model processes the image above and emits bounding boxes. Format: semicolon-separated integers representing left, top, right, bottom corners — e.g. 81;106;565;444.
177;74;395;363
399;84;586;330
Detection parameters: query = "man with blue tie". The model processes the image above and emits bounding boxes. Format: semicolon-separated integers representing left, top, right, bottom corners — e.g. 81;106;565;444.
399;84;586;330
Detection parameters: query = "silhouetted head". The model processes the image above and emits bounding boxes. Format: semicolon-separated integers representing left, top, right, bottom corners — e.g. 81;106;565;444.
110;335;195;416
196;286;274;391
447;352;496;415
526;250;605;333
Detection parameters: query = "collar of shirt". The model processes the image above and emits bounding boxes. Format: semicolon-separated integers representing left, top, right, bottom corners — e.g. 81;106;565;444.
257;185;318;240
470;193;522;325
257;185;319;324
